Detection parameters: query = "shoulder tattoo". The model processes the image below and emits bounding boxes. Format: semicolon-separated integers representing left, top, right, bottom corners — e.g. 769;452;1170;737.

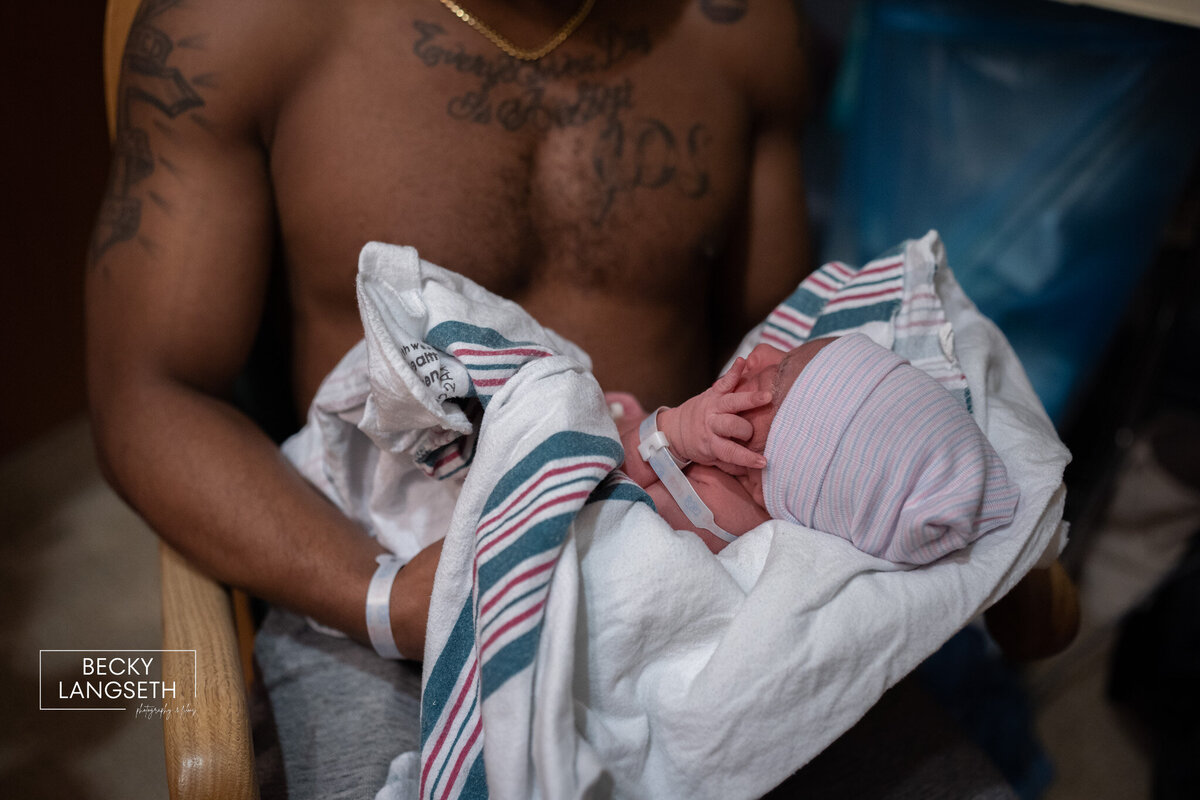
699;0;748;25
90;0;206;267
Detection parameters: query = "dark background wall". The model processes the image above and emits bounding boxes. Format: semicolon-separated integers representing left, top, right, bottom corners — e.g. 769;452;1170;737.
0;3;111;456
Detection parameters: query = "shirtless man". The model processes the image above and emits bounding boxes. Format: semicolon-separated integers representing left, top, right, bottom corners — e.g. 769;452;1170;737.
86;0;810;659
86;0;811;788
88;2;1082;792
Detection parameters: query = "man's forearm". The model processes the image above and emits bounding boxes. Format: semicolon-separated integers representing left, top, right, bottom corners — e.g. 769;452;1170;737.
92;377;399;643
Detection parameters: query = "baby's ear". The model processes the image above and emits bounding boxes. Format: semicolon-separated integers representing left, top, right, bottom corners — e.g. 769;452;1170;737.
712;357;745;391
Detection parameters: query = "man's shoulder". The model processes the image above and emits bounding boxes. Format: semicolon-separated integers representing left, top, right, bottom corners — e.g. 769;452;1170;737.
124;0;341;136
688;0;811;121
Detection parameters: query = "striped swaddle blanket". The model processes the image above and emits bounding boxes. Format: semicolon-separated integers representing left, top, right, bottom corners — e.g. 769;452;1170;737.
414;327;623;799
751;233;972;413
347;242;632;799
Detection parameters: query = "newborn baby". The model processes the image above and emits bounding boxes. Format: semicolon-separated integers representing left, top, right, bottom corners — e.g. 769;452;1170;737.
612;333;1020;565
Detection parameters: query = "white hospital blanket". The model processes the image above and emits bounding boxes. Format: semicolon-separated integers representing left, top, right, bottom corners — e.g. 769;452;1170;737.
283;232;1070;800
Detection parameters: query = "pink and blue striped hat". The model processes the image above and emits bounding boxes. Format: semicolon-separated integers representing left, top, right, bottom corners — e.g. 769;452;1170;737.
763;333;1020;565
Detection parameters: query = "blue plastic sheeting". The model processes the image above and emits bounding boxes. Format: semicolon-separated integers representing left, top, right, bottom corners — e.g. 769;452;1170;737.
820;0;1200;424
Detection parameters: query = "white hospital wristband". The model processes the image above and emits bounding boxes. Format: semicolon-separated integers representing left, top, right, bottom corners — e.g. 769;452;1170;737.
638;408;737;544
366;554;406;660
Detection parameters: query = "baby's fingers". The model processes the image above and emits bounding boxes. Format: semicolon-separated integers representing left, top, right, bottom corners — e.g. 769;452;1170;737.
711;357;746;393
713;438;767;470
715;389;772;414
710;412;754;442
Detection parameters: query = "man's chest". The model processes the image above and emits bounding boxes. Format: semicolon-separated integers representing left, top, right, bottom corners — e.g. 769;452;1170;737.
267;11;751;301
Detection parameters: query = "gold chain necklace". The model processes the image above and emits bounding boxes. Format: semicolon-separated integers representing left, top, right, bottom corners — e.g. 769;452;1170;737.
436;0;597;61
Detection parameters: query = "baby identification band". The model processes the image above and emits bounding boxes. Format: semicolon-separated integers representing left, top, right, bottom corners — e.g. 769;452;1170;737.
638;408;737;543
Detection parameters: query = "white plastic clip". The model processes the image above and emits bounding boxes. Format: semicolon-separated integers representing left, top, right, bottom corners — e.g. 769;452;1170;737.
638;409;737;543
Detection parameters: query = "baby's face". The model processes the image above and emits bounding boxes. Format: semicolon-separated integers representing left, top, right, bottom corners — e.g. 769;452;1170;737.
734;338;838;454
732;337;837;504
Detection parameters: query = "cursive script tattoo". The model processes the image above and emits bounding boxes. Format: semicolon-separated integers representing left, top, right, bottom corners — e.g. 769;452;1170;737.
91;0;205;265
700;0;748;24
413;21;711;224
592;119;711;224
413;20;648;131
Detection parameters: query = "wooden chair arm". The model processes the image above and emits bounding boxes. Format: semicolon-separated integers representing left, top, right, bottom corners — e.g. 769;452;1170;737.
160;542;259;800
102;0;137;141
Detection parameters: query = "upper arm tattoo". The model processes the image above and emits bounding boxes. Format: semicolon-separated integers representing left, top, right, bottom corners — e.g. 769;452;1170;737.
699;0;747;24
90;0;207;267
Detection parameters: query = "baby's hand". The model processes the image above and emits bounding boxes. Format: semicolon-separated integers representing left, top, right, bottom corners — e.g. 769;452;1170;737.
660;357;772;472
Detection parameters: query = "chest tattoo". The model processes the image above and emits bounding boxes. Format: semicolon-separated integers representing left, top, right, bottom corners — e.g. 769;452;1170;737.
411;20;712;225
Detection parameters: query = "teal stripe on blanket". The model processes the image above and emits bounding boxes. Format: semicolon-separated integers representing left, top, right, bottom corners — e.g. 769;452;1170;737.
809;302;902;339
780;284;837;318
427;320;540;354
777;261;904;331
429;692;481;797
587;478;655;507
478;432;623;518
460;754;487;799
460;362;524;370
419;435;478;481
478;473;604;549
477;516;574;594
763;319;806;340
422;602;478;746
482;625;542;699
427;320;549;408
834;273;902;290
479;582;550;639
